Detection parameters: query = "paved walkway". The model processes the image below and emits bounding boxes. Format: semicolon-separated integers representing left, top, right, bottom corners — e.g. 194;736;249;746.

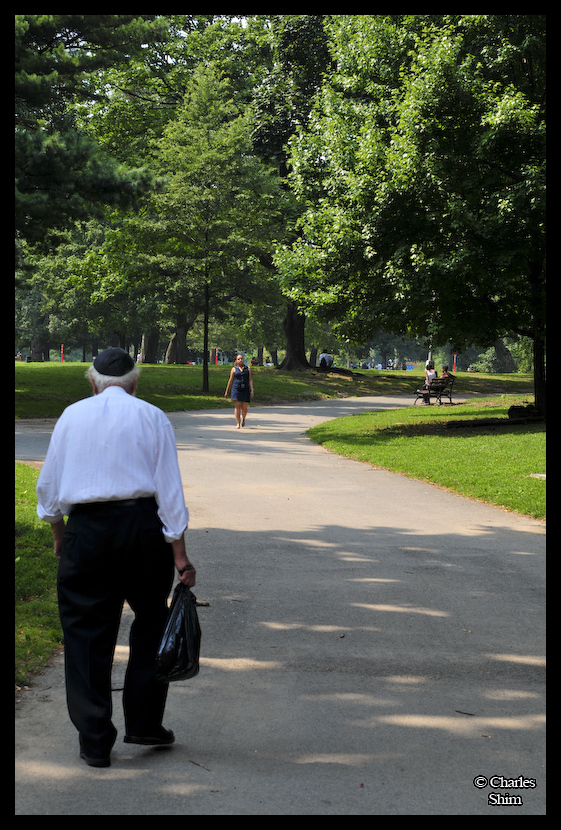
15;398;546;815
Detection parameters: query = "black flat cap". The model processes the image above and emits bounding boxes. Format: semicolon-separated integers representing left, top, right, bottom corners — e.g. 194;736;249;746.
93;347;135;376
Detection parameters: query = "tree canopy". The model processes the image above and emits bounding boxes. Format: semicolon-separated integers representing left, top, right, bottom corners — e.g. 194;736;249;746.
15;15;546;409
275;15;545;408
150;64;287;390
15;15;164;251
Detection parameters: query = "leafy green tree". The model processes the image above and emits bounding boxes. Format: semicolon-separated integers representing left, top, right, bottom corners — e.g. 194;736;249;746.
15;15;163;253
16;17;327;366
250;15;333;369
59;17;289;365
276;15;546;409
152;65;286;391
22;222;146;356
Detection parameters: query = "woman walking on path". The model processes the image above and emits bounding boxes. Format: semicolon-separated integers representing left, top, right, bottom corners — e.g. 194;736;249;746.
224;354;254;428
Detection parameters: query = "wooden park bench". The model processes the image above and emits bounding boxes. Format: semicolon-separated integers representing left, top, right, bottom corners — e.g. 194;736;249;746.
414;375;455;406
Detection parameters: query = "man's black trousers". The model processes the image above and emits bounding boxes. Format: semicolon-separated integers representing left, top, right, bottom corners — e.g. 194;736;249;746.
57;498;174;759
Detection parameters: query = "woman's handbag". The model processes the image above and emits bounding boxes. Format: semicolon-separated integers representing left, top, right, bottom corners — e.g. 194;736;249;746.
155;583;201;682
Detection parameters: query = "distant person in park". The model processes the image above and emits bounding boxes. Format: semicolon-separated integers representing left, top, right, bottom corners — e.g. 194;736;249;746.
36;347;195;768
425;360;437;385
421;360;438;404
319;349;334;369
224;353;254;428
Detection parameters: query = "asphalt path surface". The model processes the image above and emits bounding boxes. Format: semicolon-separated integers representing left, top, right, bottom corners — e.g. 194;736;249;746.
15;397;546;815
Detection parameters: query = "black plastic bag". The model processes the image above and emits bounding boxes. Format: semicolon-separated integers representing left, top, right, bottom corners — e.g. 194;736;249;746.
155;583;201;682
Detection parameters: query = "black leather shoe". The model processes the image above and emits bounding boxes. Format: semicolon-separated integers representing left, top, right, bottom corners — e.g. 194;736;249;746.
124;727;175;746
80;749;111;767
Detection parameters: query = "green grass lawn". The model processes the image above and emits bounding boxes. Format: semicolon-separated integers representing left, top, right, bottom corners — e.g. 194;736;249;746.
308;396;546;519
15;360;535;418
15;462;63;687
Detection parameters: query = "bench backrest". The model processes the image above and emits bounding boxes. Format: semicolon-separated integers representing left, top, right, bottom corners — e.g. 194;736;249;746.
429;375;454;389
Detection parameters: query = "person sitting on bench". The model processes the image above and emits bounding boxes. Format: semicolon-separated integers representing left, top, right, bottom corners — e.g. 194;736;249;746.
422;361;437;403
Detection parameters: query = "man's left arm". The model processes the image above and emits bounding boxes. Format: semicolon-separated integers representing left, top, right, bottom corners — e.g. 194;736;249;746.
50;519;66;559
154;417;195;586
171;536;196;587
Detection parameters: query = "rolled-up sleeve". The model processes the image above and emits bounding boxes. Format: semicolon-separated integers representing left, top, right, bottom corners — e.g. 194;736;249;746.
36;432;65;523
153;418;189;542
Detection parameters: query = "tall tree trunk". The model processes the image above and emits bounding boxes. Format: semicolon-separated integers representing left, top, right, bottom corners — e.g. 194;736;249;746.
528;258;546;416
165;312;197;364
30;336;48;361
493;338;517;373
165;329;187;364
139;329;160;363
533;334;546;416
202;283;210;393
278;301;310;370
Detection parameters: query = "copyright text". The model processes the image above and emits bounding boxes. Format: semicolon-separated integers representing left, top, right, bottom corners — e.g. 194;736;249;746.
473;775;537;806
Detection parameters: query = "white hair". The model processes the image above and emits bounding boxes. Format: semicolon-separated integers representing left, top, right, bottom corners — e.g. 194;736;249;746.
86;363;140;394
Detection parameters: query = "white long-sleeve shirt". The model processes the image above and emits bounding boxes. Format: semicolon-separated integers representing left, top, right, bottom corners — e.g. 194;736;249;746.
36;386;189;542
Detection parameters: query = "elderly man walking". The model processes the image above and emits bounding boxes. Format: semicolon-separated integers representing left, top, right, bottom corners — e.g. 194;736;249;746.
36;348;196;767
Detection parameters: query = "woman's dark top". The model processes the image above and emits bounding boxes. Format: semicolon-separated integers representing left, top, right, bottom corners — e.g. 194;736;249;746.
231;365;251;402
